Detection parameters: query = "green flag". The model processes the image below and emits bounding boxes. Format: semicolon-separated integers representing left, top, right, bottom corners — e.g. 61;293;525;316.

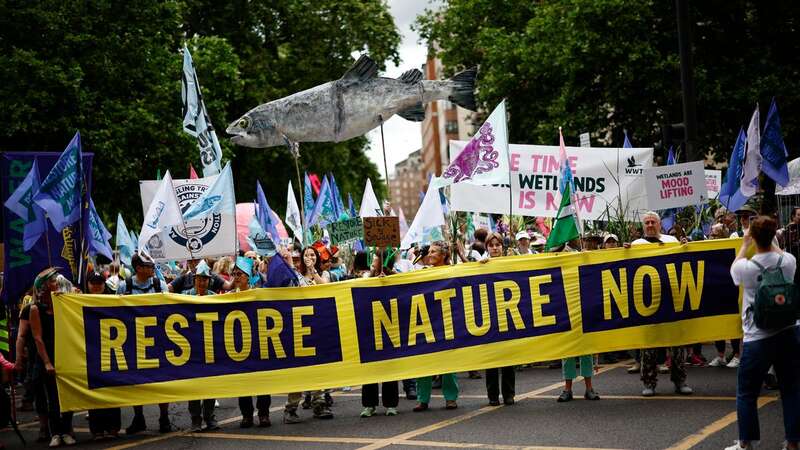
545;183;580;250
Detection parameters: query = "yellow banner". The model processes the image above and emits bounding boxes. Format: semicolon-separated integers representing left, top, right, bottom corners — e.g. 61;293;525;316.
54;240;742;411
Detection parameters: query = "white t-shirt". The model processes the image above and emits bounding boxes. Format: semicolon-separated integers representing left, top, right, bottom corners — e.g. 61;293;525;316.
631;234;680;245
730;251;799;342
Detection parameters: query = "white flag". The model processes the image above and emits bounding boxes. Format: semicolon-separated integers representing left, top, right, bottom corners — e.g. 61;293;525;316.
359;178;383;218
286;180;303;244
182;161;236;222
430;100;510;189
401;186;446;249
398;207;409;239
139;171;183;251
740;105;761;197
182;46;223;177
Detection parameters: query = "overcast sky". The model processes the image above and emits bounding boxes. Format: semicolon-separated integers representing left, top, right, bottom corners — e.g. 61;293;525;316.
365;0;441;177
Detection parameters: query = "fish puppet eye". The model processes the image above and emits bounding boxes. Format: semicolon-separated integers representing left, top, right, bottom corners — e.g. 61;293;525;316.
237;117;251;130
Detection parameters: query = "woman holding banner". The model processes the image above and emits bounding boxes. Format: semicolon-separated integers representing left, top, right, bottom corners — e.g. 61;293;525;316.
480;233;516;406
29;268;76;447
233;257;273;428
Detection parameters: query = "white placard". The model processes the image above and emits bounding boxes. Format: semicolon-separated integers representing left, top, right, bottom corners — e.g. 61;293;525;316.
449;142;654;220
580;132;590;147
644;161;707;210
140;175;237;261
704;169;722;199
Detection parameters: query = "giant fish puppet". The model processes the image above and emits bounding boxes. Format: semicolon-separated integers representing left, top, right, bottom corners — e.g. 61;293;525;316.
226;55;477;148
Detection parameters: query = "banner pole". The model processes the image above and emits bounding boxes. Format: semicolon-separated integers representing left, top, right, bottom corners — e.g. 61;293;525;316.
43;213;53;267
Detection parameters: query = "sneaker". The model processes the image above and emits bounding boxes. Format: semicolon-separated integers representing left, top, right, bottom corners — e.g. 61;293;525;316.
204;417;219;431
503;397;515;405
405;386;417;400
301;394;312;409
726;357;740;368
324;392;334;407
412;402;428;412
674;383;693;395
584;389;600;400
125;416;147;435
687;354;705;366
341;386;352;392
556;390;573;402
258;415;271;428
708;356;725;367
723;441;752;450
283;409;302;424
642;387;655;397
159;417;175;433
61;434;77;446
360;406;376;418
190;418;203;433
313;405;334;419
240;416;254;428
385;407;398;416
445;400;458;410
488;399;500;406
627;362;641;374
48;435;62;448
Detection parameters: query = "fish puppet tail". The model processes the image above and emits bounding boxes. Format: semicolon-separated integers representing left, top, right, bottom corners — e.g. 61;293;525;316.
448;68;478;111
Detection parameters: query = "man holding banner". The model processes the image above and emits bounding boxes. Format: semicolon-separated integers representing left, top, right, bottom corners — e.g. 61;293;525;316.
629;211;692;397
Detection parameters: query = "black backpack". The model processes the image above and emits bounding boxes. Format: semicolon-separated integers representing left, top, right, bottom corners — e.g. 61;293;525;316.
124;277;162;295
750;256;800;329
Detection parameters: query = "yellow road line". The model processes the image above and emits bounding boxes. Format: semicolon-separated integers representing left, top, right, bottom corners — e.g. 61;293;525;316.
397;440;626;450
529;394;741;401
355;362;630;450
177;432;626;450
665;396;778;450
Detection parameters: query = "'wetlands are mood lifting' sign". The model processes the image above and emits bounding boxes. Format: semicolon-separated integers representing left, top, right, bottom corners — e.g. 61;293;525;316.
54;239;743;411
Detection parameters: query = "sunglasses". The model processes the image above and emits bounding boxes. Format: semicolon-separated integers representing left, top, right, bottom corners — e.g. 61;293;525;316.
233;271;248;278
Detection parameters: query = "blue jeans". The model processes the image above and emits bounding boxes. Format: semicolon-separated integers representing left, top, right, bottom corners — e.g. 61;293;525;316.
736;326;800;443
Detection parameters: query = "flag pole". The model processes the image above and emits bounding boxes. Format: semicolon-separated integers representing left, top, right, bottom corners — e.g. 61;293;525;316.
43;213;53;267
503;99;513;233
378;115;392;205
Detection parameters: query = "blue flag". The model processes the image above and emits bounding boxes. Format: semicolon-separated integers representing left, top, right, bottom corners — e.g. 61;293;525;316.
329;173;348;220
33;131;84;232
719;128;749;212
4;159;47;251
115;213;134;266
266;252;298;288
303;172;315;227
761;98;790;186
86;198;113;261
623;131;633;149
256;180;281;241
307;176;336;227
246;215;277;257
348;193;357;218
182;161;236;221
666;146;676;165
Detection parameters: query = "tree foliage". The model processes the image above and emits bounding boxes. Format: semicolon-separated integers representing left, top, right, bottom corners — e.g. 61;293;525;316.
416;0;800;163
0;0;399;227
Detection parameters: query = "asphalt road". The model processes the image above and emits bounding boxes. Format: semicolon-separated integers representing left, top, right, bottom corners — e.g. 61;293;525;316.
0;345;790;450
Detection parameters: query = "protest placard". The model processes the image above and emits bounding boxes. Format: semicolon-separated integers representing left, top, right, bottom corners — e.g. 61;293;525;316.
449;142;654;220
329;217;363;245
363;216;400;248
645;161;707;210
705;169;722;199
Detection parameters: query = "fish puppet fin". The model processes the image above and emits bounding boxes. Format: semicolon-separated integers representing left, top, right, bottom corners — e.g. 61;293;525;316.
397;103;425;122
340;54;379;85
398;69;423;84
448;67;478;111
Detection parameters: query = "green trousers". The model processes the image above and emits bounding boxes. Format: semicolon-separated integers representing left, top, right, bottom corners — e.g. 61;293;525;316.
416;374;459;403
562;355;594;380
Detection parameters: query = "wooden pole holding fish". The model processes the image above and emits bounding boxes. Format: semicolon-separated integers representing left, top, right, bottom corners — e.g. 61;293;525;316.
378;115;391;205
283;136;306;237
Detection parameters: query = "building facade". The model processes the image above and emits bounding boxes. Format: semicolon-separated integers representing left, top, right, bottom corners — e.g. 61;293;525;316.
390;149;423;219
